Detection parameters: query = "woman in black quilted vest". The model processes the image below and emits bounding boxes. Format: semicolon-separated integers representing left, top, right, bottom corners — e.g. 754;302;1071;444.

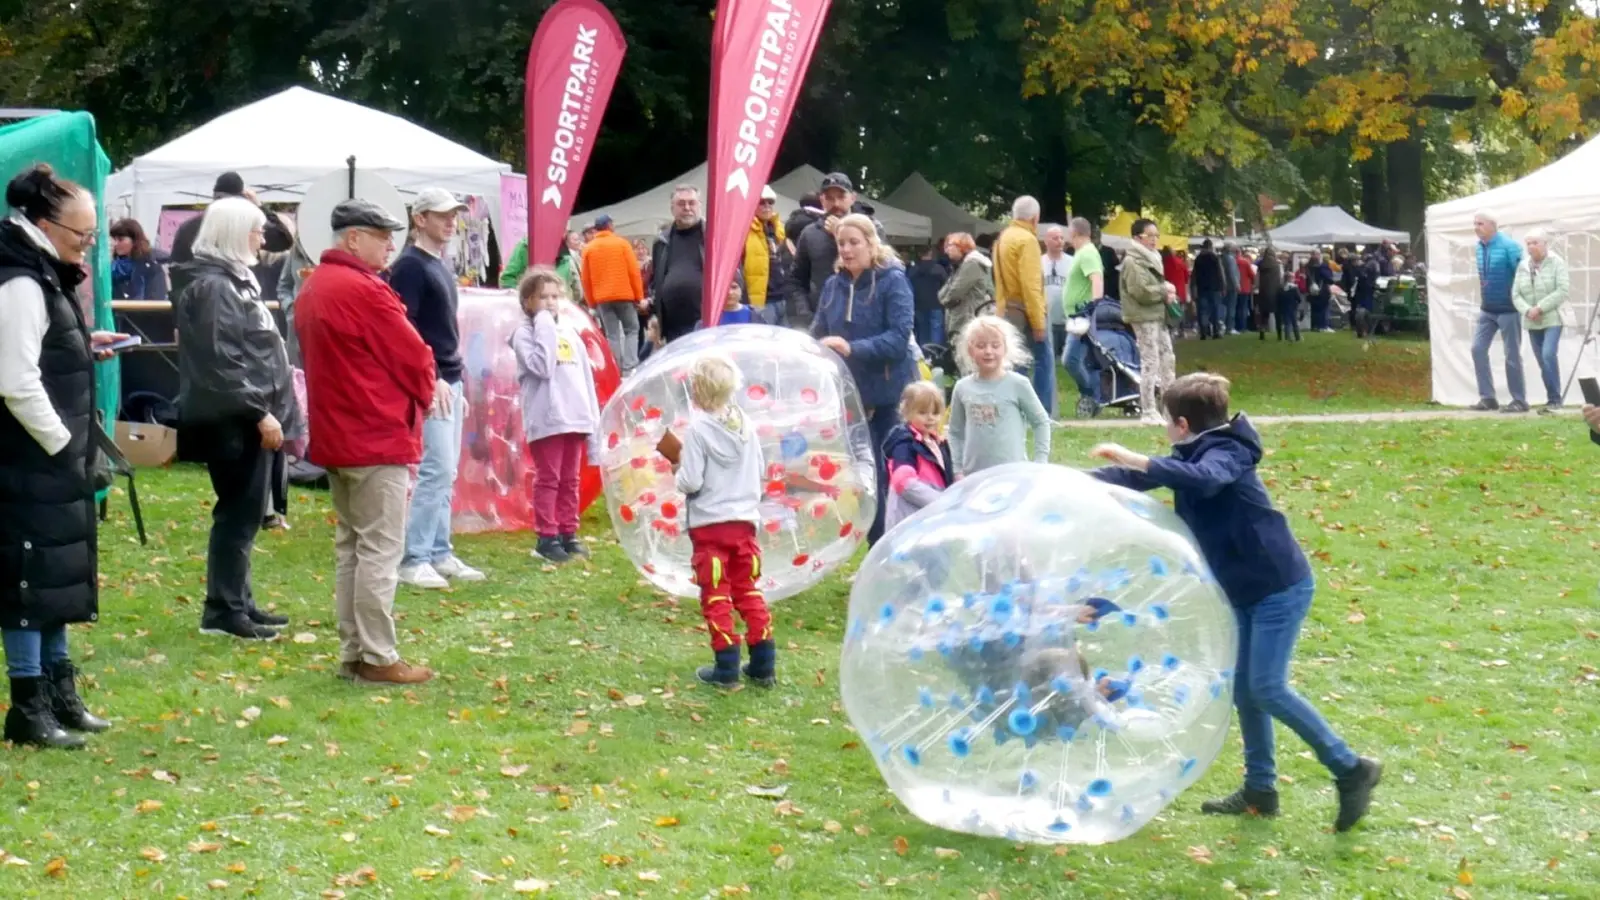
0;164;122;749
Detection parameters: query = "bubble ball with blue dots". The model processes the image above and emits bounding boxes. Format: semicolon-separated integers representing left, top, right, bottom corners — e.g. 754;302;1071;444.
840;463;1239;845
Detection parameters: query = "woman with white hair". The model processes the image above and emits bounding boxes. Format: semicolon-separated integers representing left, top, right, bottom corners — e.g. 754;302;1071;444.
1512;227;1570;414
174;197;301;641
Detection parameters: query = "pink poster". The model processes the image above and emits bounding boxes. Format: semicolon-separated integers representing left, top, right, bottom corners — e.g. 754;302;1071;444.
499;173;528;259
156;209;201;253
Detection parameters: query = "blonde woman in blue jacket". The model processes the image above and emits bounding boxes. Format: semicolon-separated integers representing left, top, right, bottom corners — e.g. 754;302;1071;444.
1511;228;1570;414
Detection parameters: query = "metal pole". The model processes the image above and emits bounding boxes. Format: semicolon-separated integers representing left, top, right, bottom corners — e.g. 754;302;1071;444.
346;156;356;199
1559;292;1600;404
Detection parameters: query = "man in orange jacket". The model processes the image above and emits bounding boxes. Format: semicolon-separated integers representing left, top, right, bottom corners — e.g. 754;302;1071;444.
580;215;645;375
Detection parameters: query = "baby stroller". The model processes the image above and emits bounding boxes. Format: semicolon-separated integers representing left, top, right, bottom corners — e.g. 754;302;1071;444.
1075;299;1142;418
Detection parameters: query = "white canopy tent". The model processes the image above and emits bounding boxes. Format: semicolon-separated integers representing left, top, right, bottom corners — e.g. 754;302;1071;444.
106;87;512;235
885;172;1004;238
1426;134;1600;406
1268;206;1409;246
768;164;933;244
569;163;801;241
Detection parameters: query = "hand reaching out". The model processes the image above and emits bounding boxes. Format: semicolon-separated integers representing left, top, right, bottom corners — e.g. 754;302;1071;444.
1090;442;1150;471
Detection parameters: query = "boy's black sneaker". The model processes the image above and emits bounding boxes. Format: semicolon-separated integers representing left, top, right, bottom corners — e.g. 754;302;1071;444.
560;533;589;559
1469;398;1499;411
1200;786;1279;817
1334;757;1382;832
1500;400;1530;414
743;640;777;688
532;537;571;564
697;647;742;687
248;607;290;628
199;612;280;641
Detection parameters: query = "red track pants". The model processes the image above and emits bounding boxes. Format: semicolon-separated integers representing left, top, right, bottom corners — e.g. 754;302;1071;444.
689;521;771;652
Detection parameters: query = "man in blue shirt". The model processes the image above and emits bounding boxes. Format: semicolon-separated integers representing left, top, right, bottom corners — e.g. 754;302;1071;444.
1469;209;1527;413
390;188;487;589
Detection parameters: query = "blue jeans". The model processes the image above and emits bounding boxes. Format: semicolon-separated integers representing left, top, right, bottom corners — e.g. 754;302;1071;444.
866;404;901;546
1236;293;1253;332
1309;295;1330;330
1061;335;1098;403
403;380;465;568
1528;325;1562;406
1030;338;1056;418
1471;310;1526;405
1233;578;1359;791
759;302;786;327
3;627;69;678
1197;291;1223;336
914;308;944;347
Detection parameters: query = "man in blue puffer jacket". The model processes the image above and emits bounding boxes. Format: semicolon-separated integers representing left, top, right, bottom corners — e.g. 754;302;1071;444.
1470;209;1527;412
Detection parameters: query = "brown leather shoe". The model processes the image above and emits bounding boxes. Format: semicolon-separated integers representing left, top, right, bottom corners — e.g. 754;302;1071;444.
354;660;434;685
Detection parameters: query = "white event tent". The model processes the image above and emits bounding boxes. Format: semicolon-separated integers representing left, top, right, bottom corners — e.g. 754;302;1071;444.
884;172;1004;238
1426;134;1600;406
570;163;802;241
1267;206;1409;246
106;87;512;234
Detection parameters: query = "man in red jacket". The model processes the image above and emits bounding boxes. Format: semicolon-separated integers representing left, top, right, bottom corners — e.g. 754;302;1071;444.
294;199;438;686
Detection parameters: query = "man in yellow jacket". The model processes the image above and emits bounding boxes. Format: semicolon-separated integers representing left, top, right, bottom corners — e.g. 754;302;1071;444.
580;215;645;375
992;195;1053;416
742;185;787;325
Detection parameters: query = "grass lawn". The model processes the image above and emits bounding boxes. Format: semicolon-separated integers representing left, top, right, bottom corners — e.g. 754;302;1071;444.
2;413;1596;898
1057;331;1433;417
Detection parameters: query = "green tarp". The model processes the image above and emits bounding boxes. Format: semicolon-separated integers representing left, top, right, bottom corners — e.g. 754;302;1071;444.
0;111;120;445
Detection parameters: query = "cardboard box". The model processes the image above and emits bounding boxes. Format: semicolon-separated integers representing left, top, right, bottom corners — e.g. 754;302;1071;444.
115;421;178;469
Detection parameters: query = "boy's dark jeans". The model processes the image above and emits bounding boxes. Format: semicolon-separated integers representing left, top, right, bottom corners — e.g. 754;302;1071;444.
1275;296;1300;340
1232;577;1360;792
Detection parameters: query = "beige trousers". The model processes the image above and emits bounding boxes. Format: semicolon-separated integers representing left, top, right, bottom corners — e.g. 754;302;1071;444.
327;465;409;667
1132;321;1176;418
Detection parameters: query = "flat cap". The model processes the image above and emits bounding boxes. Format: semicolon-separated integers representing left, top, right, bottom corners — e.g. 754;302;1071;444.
331;198;406;233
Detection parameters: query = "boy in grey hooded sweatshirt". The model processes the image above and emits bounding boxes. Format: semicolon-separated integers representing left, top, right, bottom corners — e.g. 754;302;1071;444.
672;355;773;687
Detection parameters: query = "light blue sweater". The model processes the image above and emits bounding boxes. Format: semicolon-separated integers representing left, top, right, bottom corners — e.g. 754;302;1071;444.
947;371;1051;475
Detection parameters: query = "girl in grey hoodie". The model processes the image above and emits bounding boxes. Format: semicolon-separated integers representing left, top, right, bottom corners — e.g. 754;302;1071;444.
512;269;601;564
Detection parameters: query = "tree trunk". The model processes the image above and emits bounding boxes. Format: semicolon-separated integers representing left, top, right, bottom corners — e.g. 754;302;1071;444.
1359;151;1390;230
1385;133;1426;246
1039;128;1069;224
1329;138;1356;212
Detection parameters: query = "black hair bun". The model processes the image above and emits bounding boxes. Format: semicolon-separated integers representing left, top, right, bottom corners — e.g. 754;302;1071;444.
6;163;78;223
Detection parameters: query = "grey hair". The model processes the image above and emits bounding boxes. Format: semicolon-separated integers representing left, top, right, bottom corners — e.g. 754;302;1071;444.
1045;224;1066;238
1067;217;1093;239
671;184;700;199
954;314;1033;375
1524;227;1550;244
1473;209;1498;226
192;197;267;266
1012;195;1041;221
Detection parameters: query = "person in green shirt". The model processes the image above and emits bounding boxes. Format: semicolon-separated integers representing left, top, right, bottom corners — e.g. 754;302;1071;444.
1060;218;1104;416
499;233;584;305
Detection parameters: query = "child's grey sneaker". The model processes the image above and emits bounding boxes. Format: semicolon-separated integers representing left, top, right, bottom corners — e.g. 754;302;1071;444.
560;533;589;558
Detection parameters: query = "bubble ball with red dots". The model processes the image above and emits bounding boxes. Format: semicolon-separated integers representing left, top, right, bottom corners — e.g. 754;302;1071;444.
596;325;877;602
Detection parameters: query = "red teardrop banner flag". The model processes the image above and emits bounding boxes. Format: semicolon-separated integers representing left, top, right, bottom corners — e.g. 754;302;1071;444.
524;0;628;268
702;0;833;326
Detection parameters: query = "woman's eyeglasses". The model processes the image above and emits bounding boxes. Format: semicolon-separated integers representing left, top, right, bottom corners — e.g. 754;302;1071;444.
48;219;97;246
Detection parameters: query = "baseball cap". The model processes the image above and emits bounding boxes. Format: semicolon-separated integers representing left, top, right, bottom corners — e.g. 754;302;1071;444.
213;172;245;197
820;172;853;193
595;214;614;230
760;185;777;202
331;199;406;233
411;187;468;216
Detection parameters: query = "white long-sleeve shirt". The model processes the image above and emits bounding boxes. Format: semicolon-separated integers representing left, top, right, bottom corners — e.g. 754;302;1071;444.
0;216;71;455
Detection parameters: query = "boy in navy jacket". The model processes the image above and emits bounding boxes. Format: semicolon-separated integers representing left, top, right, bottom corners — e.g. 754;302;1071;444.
1089;373;1380;832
